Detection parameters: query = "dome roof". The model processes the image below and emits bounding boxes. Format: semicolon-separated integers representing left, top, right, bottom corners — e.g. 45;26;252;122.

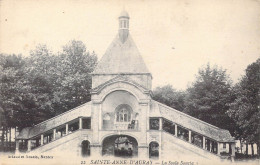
119;10;129;18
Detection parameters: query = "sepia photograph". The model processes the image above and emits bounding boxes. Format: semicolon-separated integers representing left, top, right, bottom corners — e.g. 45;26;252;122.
0;0;259;165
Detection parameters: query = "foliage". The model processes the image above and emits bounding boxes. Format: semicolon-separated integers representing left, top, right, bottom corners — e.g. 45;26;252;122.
0;40;97;129
184;64;236;132
0;54;26;128
52;40;97;114
227;58;260;145
152;85;186;111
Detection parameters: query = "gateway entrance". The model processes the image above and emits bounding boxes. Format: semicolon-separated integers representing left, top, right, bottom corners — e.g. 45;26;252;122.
102;135;138;157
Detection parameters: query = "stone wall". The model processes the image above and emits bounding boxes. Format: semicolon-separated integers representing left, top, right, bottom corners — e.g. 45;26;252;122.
161;131;221;161
31;129;93;156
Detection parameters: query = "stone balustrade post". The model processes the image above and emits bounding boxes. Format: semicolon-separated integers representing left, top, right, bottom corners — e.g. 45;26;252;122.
175;124;178;136
79;117;82;129
40;134;44;145
53;129;56;140
231;142;235;162
203;136;206;149
159;118;162;130
15;140;19;154
217;142;221;155
27;140;31;152
66;124;69;135
188;130;192;143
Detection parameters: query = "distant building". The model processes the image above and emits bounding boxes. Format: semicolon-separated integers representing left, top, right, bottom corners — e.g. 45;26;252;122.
16;11;235;161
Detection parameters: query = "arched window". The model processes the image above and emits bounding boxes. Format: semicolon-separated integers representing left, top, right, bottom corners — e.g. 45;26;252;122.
115;104;132;123
81;140;90;157
149;142;159;158
116;108;130;122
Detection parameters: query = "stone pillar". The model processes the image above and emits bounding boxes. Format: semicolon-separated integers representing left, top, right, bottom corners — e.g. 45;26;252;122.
27;140;31;152
139;103;149;144
15;140;19;154
203;136;206;149
217;142;221;155
40;134;44;145
53;129;56;140
231;142;235;162
99;107;102;130
188;130;192;143
159;118;163;130
79;117;82;129
175;124;178;136
159;130;162;160
138;146;149;159
92;103;101;144
65;124;69;135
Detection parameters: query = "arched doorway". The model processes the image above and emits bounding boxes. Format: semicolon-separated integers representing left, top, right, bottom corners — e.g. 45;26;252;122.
102;135;138;157
149;142;159;159
81;140;90;157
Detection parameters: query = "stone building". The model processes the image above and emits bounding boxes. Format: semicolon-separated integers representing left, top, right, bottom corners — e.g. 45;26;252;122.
16;11;235;161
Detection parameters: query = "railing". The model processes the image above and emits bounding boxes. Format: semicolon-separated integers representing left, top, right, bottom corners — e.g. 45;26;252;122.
30;129;82;152
103;120;139;131
104;121;139;131
27;102;91;139
114;123;129;130
149;117;234;158
16;117;91;153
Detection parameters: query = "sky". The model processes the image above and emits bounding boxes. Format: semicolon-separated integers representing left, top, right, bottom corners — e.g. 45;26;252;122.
0;0;259;90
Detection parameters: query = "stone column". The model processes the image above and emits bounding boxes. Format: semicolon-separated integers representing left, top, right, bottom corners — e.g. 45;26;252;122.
40;134;44;145
79;117;82;129
159;118;163;130
139;102;148;144
65;124;69;135
99;107;102;130
92;103;101;144
27;140;31;152
231;142;235;162
175;124;178;136
203;136;206;149
53;129;56;140
159;130;162;160
15;140;19;154
217;142;221;155
188;130;192;143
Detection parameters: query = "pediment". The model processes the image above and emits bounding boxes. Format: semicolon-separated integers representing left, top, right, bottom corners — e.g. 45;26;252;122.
91;75;150;95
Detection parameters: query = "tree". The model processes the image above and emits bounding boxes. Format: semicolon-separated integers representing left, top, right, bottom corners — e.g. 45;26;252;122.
184;64;236;132
152;85;186;111
0;53;26;150
227;58;260;156
0;41;97;152
0;41;97;128
51;40;97;114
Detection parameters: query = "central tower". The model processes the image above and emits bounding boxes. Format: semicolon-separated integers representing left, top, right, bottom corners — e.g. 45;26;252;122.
92;11;152;90
118;10;130;43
